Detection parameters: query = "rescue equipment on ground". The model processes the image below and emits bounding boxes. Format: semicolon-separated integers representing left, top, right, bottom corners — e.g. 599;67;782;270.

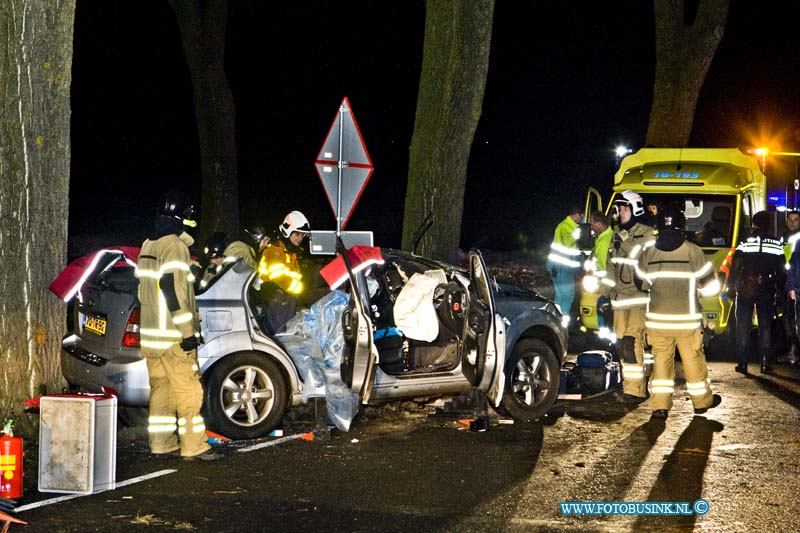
0;421;23;499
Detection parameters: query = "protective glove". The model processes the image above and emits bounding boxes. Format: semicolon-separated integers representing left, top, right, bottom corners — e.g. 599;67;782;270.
180;335;199;352
597;295;611;314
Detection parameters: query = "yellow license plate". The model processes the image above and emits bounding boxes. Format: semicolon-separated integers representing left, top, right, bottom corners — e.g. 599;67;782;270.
85;315;107;336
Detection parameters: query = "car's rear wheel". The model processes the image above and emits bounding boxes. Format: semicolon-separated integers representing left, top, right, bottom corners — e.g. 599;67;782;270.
203;352;288;440
499;338;559;421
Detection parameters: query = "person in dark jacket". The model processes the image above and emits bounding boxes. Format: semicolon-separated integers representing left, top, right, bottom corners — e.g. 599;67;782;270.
727;211;786;374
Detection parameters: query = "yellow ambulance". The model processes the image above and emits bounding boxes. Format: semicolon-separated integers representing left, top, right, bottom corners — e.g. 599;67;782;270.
580;148;767;344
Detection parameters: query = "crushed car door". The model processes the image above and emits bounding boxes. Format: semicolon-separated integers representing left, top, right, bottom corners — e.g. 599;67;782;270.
339;244;378;404
461;251;502;404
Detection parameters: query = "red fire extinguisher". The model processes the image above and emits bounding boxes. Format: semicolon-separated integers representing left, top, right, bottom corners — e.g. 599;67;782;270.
0;420;23;499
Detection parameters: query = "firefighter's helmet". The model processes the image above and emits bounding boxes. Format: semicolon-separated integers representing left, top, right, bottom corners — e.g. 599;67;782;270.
612;190;645;218
204;232;228;259
658;205;686;231
245;225;267;245
279;211;310;238
157;189;196;227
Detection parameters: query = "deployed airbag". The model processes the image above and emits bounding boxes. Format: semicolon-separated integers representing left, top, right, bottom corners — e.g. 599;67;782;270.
393;270;447;342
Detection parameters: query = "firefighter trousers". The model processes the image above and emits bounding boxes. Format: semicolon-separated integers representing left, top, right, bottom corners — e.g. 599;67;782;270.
613;306;646;397
647;328;713;411
146;344;210;457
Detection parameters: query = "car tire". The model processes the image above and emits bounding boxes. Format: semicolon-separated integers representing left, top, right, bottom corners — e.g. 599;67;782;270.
203;352;288;440
498;338;559;422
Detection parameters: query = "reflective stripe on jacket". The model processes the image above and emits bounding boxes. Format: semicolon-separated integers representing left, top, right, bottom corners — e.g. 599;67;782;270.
258;239;303;294
547;216;582;269
136;232;199;354
636;240;718;331
223;240;258;270
601;222;656;308
730;235;786;298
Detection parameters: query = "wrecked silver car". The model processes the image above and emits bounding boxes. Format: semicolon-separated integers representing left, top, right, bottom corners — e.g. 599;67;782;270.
59;247;567;439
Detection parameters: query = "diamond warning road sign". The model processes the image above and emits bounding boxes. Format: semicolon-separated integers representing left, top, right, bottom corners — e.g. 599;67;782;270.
314;97;374;232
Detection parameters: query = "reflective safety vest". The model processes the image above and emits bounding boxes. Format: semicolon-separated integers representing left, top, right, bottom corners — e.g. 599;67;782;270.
601;222;656;309
135;232;199;353
636;240;720;331
547;216;583;269
783;230;800;262
258;239;303;294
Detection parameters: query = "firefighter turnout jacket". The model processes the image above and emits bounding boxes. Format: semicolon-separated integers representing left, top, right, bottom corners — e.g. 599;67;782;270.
223;240;258;270
136;232;199;350
136;231;209;458
599;221;656;309
635;233;719;411
259;239;303;295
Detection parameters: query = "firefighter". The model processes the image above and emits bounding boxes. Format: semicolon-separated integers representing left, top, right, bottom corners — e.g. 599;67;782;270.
635;205;722;420
200;231;258;289
245;224;271;256
599;190;655;403
547;205;584;327
136;190;220;461
259;211;310;293
728;211;786;374
780;210;800;364
255;211;311;333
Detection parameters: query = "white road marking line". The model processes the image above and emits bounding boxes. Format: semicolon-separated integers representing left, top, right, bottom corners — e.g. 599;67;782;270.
237;433;309;453
14;469;178;513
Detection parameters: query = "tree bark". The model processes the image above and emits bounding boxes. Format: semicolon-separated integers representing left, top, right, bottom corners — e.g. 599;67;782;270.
169;0;238;243
0;0;75;426
645;0;729;147
402;0;495;262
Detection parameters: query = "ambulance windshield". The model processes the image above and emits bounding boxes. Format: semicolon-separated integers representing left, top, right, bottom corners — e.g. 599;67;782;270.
632;194;736;248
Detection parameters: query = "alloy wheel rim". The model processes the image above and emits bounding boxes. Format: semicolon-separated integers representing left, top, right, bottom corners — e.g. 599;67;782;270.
220;365;275;427
513;354;550;406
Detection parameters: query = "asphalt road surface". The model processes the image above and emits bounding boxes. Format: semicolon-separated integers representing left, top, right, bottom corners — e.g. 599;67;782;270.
11;360;800;532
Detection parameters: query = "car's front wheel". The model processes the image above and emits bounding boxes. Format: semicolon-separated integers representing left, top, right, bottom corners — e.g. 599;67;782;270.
499;338;559;421
203;352;288;440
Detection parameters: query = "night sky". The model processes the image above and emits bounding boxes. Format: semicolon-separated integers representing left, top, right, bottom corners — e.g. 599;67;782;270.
68;1;800;260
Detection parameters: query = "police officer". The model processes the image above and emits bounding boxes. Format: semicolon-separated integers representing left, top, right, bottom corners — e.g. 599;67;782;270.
547;205;584;327
781;210;800;364
136;190;220;461
636;205;722;419
728;211;787;374
599;191;655;403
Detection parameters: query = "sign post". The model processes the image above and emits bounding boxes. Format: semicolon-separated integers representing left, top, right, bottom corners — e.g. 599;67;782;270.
314;97;374;235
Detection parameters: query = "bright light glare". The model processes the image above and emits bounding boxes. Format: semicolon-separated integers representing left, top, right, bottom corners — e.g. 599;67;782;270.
755;146;770;157
615;146;630;157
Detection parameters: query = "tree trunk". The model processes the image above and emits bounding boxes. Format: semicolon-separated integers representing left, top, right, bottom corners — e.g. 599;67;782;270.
169;0;238;243
645;0;729;147
0;0;75;427
402;0;495;262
